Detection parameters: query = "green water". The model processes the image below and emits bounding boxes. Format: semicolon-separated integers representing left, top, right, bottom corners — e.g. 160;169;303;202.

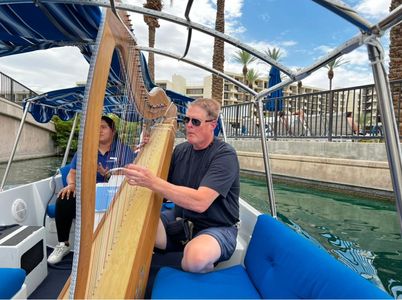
0;156;63;189
241;176;402;298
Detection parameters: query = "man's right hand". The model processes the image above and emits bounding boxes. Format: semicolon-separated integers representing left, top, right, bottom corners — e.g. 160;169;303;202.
58;183;76;199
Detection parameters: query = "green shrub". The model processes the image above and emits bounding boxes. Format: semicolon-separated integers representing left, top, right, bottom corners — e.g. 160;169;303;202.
51;116;80;155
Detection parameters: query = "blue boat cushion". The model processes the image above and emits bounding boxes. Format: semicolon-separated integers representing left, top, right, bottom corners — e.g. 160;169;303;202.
244;215;390;299
161;201;175;211
0;268;26;299
59;164;72;187
47;164;71;218
47;203;56;218
152;214;391;299
151;265;260;299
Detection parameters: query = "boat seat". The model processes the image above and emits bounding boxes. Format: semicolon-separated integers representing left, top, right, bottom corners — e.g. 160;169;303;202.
151;214;391;299
47;164;71;218
0;268;26;299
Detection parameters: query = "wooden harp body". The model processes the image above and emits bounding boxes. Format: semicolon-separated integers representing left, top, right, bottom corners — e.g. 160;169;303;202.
59;7;177;299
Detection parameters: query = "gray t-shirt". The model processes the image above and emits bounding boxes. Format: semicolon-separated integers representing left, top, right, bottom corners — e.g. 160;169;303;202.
168;138;240;230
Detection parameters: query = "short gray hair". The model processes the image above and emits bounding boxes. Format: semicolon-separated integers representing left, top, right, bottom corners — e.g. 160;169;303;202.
188;98;221;120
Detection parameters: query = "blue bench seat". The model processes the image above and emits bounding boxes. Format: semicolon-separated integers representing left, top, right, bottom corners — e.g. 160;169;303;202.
47;164;71;218
0;268;26;299
152;214;391;299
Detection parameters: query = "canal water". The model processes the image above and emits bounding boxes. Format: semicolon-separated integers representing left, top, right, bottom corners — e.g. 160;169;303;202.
0;156;64;189
241;176;402;298
1;157;402;297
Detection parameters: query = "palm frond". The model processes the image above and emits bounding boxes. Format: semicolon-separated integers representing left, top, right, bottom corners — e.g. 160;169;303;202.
325;56;349;70
246;68;261;87
232;49;257;65
263;47;283;61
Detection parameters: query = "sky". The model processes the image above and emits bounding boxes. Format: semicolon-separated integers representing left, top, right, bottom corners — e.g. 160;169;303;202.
0;0;393;94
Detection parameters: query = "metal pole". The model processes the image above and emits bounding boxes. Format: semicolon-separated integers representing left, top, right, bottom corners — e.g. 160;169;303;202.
0;102;31;191
235;106;239;137
367;40;402;234
328;86;334;142
273;97;278;141
219;112;227;141
255;98;277;217
61;113;78;167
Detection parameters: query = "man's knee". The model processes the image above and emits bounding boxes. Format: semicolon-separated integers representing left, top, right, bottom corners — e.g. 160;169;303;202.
181;235;221;273
182;246;213;273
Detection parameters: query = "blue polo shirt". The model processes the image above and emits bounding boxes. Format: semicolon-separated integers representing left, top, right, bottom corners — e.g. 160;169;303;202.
70;139;136;183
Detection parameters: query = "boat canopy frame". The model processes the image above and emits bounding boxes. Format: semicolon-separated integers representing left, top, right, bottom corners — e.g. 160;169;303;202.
0;0;401;232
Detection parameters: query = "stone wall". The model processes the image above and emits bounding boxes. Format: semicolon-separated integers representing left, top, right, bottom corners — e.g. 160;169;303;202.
0;98;57;163
226;139;393;194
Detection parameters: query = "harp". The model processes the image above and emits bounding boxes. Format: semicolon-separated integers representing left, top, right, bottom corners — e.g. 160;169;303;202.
59;7;177;299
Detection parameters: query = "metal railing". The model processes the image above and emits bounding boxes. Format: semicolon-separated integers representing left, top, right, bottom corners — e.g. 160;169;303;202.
222;80;402;141
0;71;37;105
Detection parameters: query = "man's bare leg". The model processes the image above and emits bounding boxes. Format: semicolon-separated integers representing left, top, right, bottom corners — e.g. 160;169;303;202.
181;234;221;273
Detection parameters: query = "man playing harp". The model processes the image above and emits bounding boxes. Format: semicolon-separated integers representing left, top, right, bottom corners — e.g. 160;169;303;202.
125;98;240;273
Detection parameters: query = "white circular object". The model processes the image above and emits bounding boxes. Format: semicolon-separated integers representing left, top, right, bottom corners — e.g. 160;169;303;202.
11;198;28;223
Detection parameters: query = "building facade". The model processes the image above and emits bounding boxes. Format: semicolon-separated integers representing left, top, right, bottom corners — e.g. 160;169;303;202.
155;72;323;107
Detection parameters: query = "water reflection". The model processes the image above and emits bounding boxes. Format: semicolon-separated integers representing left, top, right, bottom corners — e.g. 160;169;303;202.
240;177;402;298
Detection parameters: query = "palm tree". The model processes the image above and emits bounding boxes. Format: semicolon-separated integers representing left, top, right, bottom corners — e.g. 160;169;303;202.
296;68;303;95
212;0;225;106
245;68;261;132
389;0;402;135
232;49;257;86
263;47;282;62
245;68;261;102
325;57;348;91
325;57;348;141
245;68;261;89
143;0;163;82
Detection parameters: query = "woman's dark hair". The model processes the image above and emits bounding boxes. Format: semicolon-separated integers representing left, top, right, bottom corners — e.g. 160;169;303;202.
101;115;115;131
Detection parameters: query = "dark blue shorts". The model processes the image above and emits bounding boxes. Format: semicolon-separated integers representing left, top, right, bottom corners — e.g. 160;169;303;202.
160;209;238;263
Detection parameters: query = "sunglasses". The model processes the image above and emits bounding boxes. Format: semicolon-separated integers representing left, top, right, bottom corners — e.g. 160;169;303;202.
183;116;215;127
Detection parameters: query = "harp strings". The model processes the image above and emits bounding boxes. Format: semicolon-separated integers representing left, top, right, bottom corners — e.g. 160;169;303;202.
86;28;162;294
72;7;177;296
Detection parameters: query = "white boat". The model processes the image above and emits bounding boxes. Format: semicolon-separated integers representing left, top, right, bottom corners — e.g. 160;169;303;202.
0;1;401;299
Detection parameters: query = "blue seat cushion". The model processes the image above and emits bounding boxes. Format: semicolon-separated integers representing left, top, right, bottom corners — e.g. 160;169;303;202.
59;164;71;187
47;203;56;218
245;215;391;299
152;265;260;299
162;201;175;211
0;268;26;298
47;164;71;218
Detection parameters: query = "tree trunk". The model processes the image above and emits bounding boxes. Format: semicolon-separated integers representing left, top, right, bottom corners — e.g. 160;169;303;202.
143;0;162;83
212;0;225;106
389;0;402;135
148;27;156;81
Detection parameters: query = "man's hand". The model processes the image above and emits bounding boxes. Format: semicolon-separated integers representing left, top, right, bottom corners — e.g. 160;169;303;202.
124;164;155;189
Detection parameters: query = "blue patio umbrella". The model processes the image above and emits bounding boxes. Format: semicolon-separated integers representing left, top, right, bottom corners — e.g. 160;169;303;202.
264;66;283;111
